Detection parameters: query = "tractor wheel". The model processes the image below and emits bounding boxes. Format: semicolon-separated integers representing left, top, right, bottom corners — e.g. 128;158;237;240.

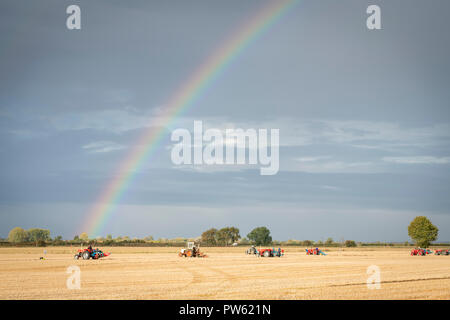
82;251;90;260
74;254;79;260
263;250;270;257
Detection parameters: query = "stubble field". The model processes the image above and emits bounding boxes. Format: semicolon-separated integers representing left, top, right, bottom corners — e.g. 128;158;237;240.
0;246;449;299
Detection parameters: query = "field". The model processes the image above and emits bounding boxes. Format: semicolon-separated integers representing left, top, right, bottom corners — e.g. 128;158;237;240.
0;246;449;300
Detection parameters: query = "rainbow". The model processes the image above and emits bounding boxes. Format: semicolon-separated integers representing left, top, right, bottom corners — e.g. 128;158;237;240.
81;0;299;237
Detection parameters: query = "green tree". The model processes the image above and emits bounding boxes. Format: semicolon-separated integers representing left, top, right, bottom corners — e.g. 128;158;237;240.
227;227;240;244
79;232;89;241
215;227;241;246
8;227;28;243
408;216;438;247
247;227;272;246
302;240;313;246
239;237;250;245
143;235;153;241
27;228;50;246
201;228;218;246
325;238;334;246
216;228;229;246
106;234;113;240
53;235;63;245
73;235;79;241
345;240;357;247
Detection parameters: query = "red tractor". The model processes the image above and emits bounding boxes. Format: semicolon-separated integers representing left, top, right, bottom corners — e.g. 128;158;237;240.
306;248;327;255
256;248;284;257
434;249;450;256
410;248;432;256
74;246;110;260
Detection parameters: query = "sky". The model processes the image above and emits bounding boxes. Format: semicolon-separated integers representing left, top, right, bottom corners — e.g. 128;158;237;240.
0;0;449;242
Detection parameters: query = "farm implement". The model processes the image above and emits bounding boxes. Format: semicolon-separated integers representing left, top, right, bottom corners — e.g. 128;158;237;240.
74;246;110;260
306;248;327;255
179;242;208;258
410;248;432;256
434;249;450;256
258;248;284;257
246;246;284;257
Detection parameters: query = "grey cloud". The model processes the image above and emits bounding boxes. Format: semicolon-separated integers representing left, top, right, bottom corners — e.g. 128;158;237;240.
1;0;449;240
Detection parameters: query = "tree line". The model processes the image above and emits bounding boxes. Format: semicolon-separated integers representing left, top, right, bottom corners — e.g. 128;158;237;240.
7;227;51;246
200;226;274;246
3;216;441;248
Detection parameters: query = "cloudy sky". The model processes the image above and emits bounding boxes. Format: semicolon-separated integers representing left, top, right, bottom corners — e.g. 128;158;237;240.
1;0;449;241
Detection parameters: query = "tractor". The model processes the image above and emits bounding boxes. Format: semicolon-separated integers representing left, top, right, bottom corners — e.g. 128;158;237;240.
306;248;327;255
246;245;258;255
410;248;432;256
74;246;110;260
256;247;284;257
179;242;207;258
434;249;450;256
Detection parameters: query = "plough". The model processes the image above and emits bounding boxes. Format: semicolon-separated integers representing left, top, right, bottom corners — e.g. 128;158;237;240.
246;246;284;257
306;248;327;255
410;248;432;256
434;249;450;255
74;245;110;260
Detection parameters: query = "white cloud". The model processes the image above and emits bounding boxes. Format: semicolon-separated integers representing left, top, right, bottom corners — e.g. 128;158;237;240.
164;118;450;174
171;164;253;174
318;120;450;148
383;156;450;164
321;185;341;191
195;119;450;150
48;109;152;133
82;141;125;153
37;108;450;153
290;160;379;174
8;129;48;139
296;156;331;162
